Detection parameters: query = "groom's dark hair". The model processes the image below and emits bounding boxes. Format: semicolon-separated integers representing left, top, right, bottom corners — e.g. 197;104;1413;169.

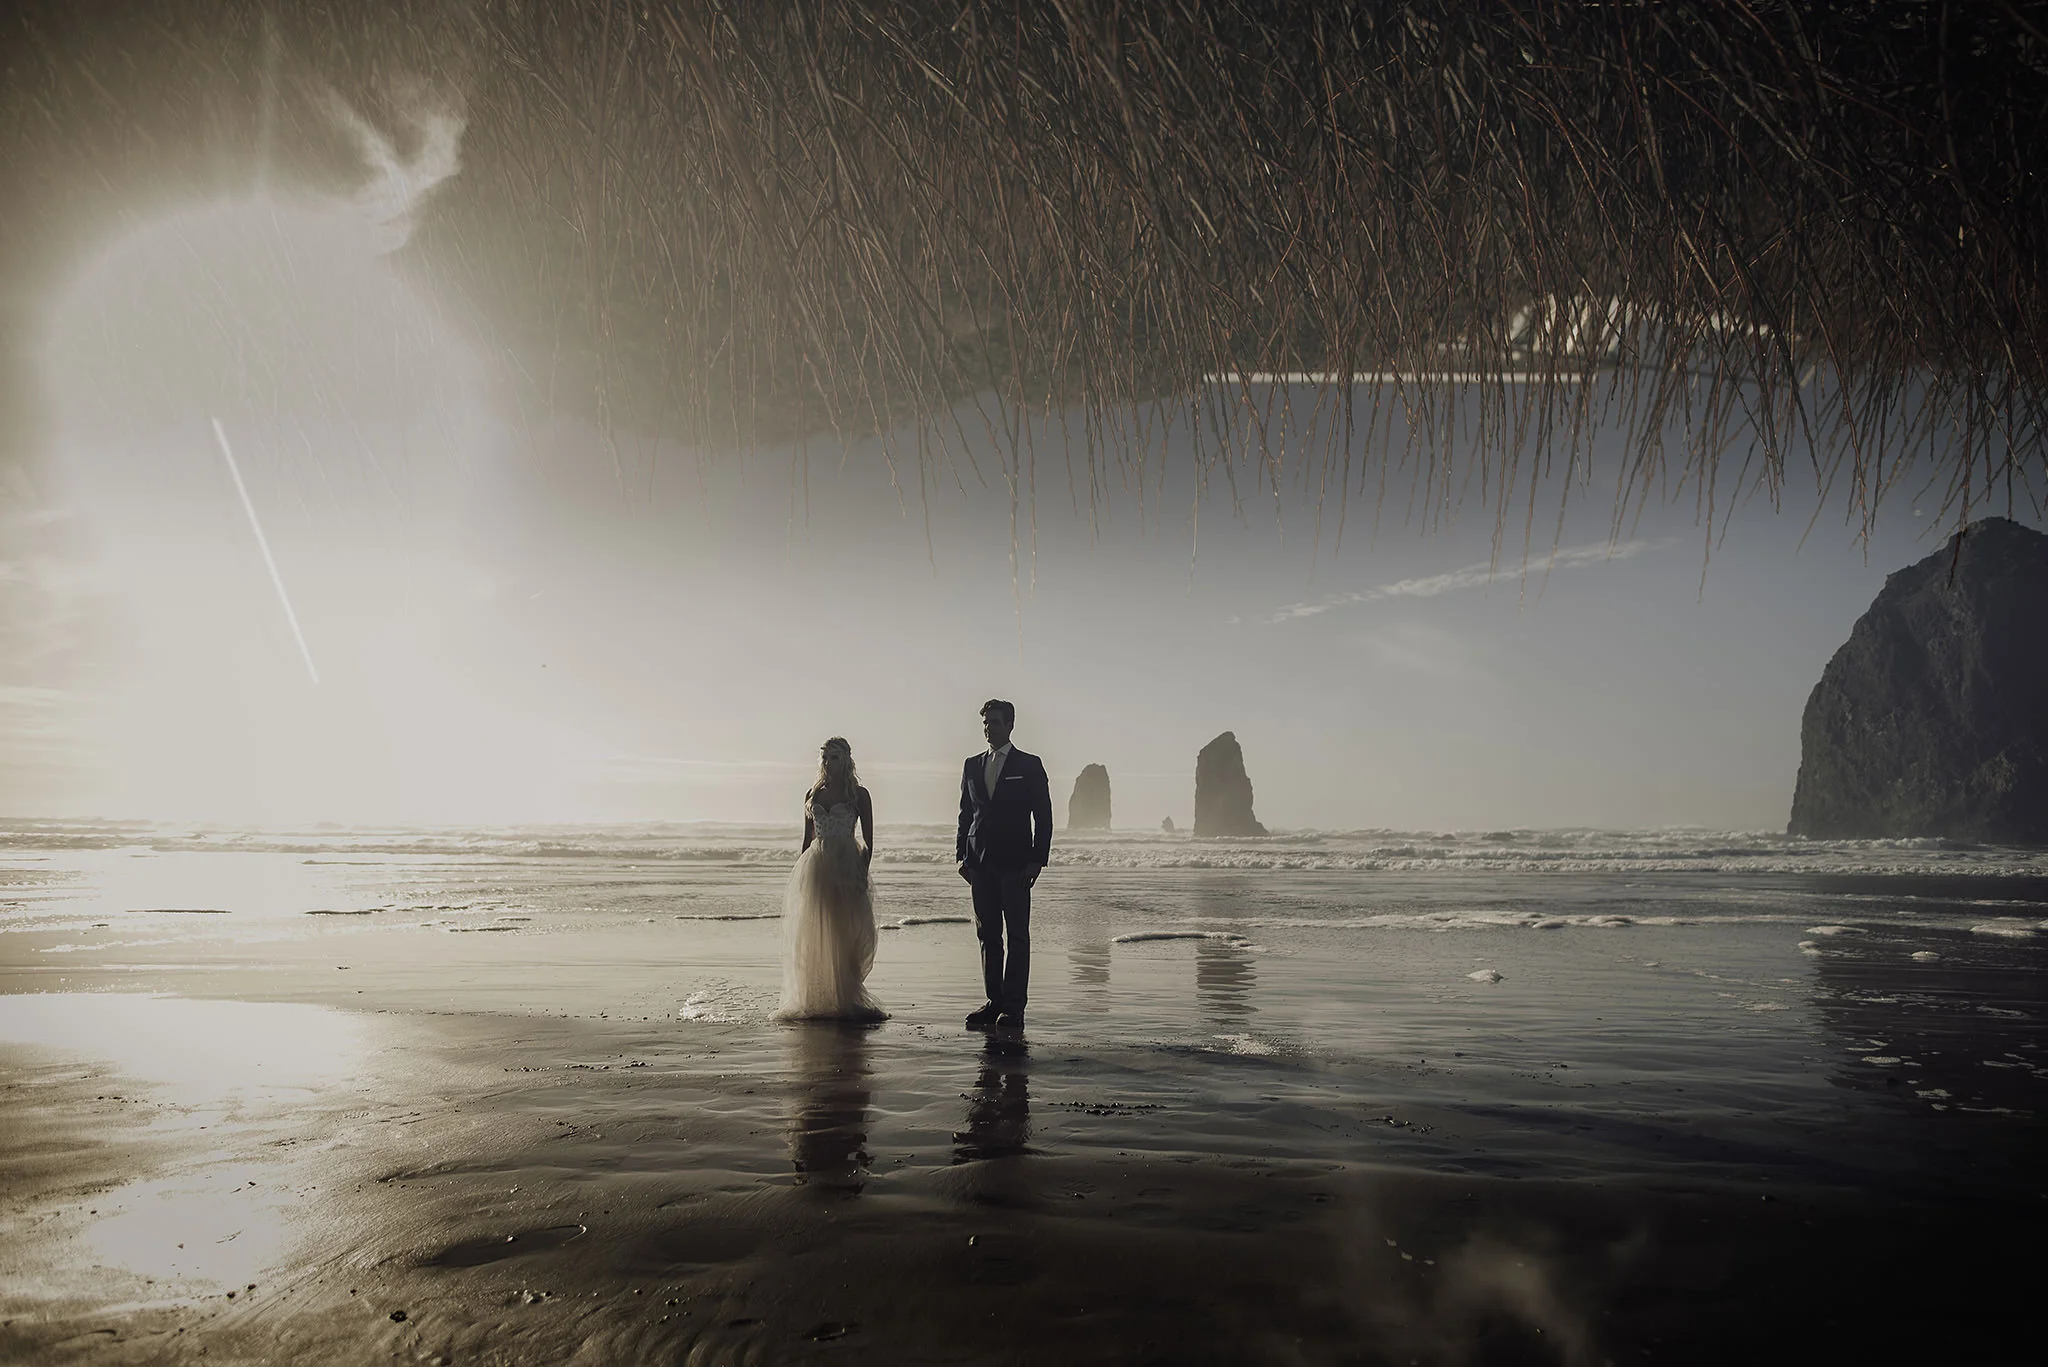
981;698;1015;726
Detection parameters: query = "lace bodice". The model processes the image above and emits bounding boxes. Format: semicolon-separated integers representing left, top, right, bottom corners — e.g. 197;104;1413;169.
811;799;858;840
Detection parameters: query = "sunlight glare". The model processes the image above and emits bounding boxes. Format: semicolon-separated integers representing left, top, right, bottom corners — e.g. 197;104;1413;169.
0;993;372;1106
0;994;379;1288
36;193;523;822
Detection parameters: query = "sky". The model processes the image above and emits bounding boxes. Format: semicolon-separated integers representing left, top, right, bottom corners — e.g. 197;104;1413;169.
1;185;2039;834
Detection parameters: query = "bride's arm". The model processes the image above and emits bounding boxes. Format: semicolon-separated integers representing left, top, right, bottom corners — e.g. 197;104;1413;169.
857;787;875;866
800;791;815;854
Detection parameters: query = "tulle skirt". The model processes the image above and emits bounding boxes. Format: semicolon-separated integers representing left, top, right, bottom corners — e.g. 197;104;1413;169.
778;835;884;1020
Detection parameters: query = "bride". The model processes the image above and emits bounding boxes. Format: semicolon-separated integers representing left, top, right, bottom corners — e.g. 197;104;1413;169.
778;737;885;1021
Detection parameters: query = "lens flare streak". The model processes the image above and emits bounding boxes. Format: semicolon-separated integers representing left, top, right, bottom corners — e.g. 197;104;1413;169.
211;416;320;684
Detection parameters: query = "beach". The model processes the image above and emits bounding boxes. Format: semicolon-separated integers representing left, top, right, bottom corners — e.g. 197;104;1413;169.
2;823;2042;1363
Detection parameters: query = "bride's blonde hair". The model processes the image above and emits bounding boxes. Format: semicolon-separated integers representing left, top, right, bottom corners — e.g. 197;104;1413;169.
814;737;859;803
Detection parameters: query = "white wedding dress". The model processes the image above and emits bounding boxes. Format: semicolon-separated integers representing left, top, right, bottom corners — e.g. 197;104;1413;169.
778;793;884;1020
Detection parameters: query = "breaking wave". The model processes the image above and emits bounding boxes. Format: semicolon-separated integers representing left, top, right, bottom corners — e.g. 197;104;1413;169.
3;820;2044;882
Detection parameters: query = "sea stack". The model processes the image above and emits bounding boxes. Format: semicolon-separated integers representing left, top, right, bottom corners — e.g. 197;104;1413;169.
1068;764;1112;829
1194;732;1268;837
1789;518;2048;842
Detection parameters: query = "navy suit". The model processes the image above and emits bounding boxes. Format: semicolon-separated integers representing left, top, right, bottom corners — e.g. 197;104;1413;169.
958;748;1053;1013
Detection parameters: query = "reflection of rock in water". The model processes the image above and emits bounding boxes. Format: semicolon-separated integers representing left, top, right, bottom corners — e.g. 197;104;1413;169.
1804;916;2046;1132
786;1023;873;1196
1070;937;1110;1013
1197;938;1255;1021
952;1038;1032;1162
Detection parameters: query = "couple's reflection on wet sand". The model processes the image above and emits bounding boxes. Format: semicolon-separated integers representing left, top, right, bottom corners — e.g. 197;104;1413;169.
953;1035;1032;1162
786;1022;874;1196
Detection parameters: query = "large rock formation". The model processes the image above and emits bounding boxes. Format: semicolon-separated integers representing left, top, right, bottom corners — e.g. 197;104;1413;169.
1194;732;1268;837
1067;764;1112;829
1789;518;2048;842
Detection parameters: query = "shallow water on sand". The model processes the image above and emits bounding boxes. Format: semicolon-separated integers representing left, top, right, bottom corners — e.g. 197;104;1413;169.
2;823;2043;1362
4;822;2042;1185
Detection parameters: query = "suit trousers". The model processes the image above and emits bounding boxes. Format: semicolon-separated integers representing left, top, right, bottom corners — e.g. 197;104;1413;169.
969;866;1032;1013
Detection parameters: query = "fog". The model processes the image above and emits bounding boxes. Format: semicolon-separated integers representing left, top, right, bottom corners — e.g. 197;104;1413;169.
1;137;2036;831
4;185;2018;830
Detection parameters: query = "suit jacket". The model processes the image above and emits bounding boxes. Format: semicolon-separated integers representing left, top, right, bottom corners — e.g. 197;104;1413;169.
957;748;1054;871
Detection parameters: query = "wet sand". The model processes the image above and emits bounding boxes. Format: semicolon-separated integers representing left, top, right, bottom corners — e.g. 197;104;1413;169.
1;1003;2033;1366
2;842;2043;1363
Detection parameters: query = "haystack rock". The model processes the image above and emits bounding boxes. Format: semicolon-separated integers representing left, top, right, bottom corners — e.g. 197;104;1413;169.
1067;764;1112;829
1789;518;2048;842
1160;816;1177;833
1194;732;1268;837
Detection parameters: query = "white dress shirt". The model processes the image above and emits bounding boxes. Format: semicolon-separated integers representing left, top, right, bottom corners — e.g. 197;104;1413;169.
983;742;1012;794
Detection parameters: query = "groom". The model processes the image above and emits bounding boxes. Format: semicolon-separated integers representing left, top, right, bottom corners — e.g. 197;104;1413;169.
957;699;1053;1029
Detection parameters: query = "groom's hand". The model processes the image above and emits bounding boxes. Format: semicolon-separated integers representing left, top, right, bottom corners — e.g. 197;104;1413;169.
1027;864;1043;887
956;860;973;882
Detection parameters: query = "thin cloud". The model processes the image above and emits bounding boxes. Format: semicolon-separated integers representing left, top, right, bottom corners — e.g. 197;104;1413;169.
0;685;70;709
1272;537;1674;623
321;85;465;252
595;755;955;781
0;685;86;767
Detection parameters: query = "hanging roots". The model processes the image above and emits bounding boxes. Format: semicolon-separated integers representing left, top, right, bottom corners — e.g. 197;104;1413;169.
6;1;2046;539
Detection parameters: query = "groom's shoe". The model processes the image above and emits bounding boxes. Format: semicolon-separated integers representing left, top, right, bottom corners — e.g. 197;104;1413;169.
995;1012;1025;1030
965;1003;1001;1028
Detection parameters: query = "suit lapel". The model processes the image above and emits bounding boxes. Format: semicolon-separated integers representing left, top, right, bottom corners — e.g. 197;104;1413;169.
990;749;1029;804
974;748;1031;806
